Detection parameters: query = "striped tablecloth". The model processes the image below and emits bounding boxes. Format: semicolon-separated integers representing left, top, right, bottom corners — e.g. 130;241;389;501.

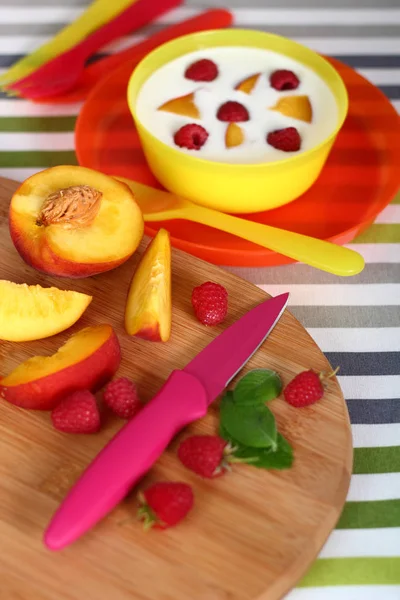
0;1;399;598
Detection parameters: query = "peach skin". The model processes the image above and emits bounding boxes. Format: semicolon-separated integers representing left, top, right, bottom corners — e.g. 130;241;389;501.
9;165;144;278
125;228;171;342
0;324;121;410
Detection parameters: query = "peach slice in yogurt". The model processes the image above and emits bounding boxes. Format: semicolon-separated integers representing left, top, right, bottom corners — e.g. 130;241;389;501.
270;95;313;123
225;123;245;148
158;92;200;119
235;73;261;94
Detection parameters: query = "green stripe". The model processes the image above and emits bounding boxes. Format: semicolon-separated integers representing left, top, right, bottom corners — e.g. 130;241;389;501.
391;191;400;204
0;151;77;168
353;446;400;474
354;224;400;243
337;499;400;529
0;116;76;132
299;558;400;587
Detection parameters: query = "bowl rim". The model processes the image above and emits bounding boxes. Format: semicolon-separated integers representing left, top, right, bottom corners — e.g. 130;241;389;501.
127;28;349;170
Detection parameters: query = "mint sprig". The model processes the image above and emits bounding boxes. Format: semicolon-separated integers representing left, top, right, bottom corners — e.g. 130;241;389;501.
219;370;294;472
233;369;282;406
220;393;278;450
220;423;293;471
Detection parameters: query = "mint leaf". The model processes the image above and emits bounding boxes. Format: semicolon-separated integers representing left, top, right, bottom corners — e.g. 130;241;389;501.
233;435;293;470
220;393;277;449
220;424;293;471
233;369;282;406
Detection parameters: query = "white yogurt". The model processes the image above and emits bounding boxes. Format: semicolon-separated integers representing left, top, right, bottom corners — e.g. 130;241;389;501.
135;46;339;164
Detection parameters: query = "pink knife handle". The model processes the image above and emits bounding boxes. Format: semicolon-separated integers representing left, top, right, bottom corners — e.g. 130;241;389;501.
44;370;208;550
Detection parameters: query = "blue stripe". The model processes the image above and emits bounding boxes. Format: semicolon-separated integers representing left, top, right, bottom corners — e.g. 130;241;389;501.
325;352;400;376
347;398;400;424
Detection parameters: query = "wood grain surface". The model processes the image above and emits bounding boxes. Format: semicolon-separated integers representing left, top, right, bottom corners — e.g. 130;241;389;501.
0;177;352;600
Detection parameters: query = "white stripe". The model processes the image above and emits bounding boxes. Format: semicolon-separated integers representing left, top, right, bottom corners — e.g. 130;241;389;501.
347;473;400;501
393;100;400;113
307;328;400;352
375;205;400;224
352;423;400;448
358;68;400;86
0;167;40;181
1;35;398;56
346;244;400;264
0;131;74;150
0;100;82;116
1;7;400;26
0;7;84;23
339;375;400;400
227;8;400;26
319;528;400;558
260;284;400;306
285;586;400;600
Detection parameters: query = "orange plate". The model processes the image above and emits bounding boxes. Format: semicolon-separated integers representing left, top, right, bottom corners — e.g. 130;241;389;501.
75;56;400;267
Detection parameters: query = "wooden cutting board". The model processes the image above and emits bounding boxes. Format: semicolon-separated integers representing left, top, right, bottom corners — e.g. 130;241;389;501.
0;176;352;600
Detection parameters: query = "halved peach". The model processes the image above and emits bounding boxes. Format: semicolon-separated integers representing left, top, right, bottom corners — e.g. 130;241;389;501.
0;324;121;410
125;229;171;342
235;73;260;94
269;95;313;123
0;279;91;342
158;93;200;119
225;123;245;148
9;166;144;278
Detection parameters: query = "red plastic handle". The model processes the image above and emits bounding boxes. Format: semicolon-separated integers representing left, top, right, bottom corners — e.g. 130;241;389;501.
34;9;234;103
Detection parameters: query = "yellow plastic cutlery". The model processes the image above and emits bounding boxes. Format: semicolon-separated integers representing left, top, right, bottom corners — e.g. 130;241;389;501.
0;0;139;87
118;177;365;276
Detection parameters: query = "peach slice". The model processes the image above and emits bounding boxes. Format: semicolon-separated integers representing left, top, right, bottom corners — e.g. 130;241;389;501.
125;228;171;342
9;165;144;278
0;280;91;342
158;93;200;119
235;73;260;94
0;324;121;410
225;123;245;148
269;95;313;123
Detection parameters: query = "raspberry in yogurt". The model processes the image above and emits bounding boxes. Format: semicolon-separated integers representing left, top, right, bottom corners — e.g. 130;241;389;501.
135;46;339;164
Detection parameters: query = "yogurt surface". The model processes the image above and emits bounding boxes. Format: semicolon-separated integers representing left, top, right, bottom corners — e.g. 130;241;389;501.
135;46;339;164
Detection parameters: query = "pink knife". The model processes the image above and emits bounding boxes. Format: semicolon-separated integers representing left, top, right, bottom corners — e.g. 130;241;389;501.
44;292;289;550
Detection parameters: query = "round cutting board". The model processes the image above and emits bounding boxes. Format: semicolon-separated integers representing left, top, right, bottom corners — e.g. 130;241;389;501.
0;176;352;600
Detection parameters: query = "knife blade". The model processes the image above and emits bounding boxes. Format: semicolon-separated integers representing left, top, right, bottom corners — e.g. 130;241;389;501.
44;292;289;551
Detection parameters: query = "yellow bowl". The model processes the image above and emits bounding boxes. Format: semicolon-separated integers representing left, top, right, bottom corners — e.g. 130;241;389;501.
127;29;348;214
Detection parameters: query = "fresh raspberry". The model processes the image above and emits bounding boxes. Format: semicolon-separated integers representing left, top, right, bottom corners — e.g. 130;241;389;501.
138;482;194;529
173;124;209;150
216;101;249;122
191;281;228;326
51;390;100;434
178;435;231;478
103;377;142;419
270;69;300;91
267;127;301;152
185;58;218;82
283;368;339;408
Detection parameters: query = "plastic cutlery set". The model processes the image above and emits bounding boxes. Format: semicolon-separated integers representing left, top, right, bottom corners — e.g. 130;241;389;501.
5;0;182;99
